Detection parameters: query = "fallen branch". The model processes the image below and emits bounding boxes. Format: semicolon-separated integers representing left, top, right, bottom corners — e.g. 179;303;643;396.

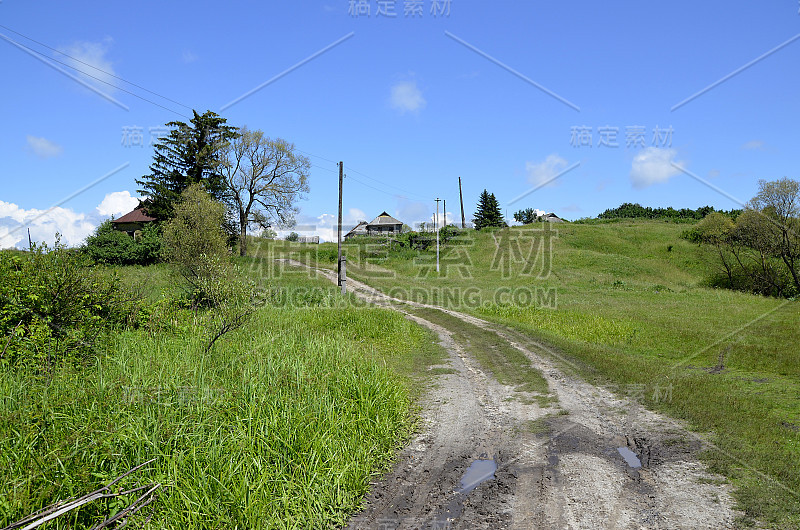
2;459;160;530
0;320;23;360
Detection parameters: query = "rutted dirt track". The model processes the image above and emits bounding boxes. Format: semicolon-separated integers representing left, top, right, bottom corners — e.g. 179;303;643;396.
282;261;740;529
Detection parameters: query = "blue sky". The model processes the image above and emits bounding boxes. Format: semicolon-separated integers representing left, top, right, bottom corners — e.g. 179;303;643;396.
1;1;798;246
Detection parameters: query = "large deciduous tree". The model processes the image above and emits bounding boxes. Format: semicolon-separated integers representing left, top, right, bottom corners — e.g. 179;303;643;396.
473;189;505;230
220;128;310;256
136;110;239;221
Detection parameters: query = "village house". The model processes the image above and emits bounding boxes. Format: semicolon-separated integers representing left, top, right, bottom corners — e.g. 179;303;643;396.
344;221;369;240
344;211;403;239
543;213;564;223
111;206;156;238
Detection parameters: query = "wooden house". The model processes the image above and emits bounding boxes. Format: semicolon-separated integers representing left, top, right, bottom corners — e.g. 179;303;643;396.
543;213;564;223
344;221;369;240
366;212;403;235
111;206;156;237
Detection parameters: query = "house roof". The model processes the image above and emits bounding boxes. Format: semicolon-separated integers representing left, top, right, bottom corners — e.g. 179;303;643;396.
367;211;402;226
111;206;156;224
344;221;369;237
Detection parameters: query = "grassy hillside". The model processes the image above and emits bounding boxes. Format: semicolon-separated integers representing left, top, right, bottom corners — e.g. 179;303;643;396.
305;220;800;527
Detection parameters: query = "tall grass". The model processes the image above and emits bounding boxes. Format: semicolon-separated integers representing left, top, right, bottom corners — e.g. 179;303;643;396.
0;265;443;528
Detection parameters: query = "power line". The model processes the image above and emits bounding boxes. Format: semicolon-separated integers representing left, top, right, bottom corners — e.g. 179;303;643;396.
1;30;192;118
0;24;194;113
310;163;338;174
344;164;431;200
346;174;432;201
296;148;339;165
301;150;434;201
1;25;437;205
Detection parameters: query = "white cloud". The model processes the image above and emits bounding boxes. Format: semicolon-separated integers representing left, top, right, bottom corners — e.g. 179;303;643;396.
390;80;426;113
526;154;568;188
26;135;63;159
0;201;96;249
97;191;141;217
630;147;683;189
59;37;117;91
741;140;765;151
708;169;721;179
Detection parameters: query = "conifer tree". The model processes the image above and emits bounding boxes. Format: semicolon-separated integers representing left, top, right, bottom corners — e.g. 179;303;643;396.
473;189;505;230
136;110;239;220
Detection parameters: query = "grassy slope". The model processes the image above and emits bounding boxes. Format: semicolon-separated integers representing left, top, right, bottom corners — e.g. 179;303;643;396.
331;221;800;528
0;260;445;528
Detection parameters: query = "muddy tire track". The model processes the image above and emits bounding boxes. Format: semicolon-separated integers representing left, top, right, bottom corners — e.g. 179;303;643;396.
279;261;741;528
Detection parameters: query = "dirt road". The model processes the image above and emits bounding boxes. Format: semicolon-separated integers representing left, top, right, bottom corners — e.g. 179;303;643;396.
282;261;740;529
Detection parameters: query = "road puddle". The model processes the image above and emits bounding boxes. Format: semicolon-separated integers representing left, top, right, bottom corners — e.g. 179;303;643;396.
458;458;497;494
617;446;642;468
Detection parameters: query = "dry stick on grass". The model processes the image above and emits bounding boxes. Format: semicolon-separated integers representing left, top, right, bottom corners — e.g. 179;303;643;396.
89;482;162;530
204;308;252;353
2;459;159;530
0;320;23;360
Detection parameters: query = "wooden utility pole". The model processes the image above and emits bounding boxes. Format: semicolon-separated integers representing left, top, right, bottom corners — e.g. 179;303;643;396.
435;198;441;273
458;176;466;229
337;161;343;287
27;228;33;251
443;200;447;227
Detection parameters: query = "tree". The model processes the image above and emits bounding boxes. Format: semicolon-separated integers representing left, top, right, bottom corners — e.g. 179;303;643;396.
748;177;800;293
690;212;736;283
161;184;255;351
473;190;505;230
684;178;800;297
136;110;239;221
161;183;229;285
514;208;538;225
260;228;277;240
220;128;310;255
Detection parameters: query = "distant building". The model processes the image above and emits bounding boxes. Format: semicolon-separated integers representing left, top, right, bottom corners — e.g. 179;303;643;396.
111;206;156;237
297;235;320;244
344;221;369;240
366;211;403;235
344;212;404;239
543;213;564;223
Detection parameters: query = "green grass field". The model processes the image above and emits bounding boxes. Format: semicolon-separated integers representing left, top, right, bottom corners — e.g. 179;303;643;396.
280;221;800;527
3;223;797;527
0;260;445;528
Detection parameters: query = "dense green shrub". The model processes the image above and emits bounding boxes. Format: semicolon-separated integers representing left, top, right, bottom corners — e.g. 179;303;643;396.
0;240;137;368
681;179;800;298
83;220;161;265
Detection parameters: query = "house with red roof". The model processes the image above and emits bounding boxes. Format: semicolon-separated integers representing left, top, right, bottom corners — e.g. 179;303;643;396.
111;206;156;237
